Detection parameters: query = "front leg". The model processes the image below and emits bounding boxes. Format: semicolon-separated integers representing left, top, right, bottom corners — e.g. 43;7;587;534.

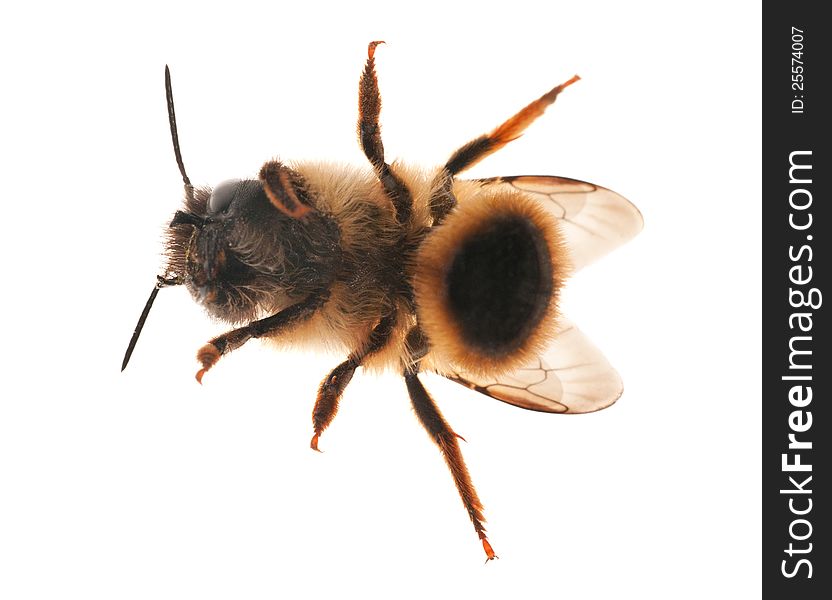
357;41;412;224
259;160;316;219
195;292;328;383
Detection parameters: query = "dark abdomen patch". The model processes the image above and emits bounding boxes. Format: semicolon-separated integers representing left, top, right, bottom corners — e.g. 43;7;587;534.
446;215;552;357
413;188;569;377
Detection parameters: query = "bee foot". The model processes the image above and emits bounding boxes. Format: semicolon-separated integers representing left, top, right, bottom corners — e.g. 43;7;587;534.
482;538;498;562
367;40;385;59
310;433;323;452
195;343;221;384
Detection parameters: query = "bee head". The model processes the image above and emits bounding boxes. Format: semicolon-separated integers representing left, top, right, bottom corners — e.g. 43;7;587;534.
121;66;337;371
165;178;293;323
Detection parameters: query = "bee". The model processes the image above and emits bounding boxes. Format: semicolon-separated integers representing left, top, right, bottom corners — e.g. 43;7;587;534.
122;42;643;561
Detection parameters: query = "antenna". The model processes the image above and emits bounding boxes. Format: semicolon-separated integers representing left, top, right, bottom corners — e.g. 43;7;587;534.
122;66;193;371
165;65;194;201
121;276;179;371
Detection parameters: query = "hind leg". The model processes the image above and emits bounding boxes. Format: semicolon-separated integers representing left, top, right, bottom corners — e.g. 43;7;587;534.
431;74;580;223
404;356;497;561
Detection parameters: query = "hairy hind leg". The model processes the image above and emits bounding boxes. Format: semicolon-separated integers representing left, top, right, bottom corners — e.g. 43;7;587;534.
431;74;580;223
404;366;497;561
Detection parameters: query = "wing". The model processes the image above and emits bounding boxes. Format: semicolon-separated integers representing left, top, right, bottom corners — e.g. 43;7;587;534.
444;318;622;414
476;175;643;272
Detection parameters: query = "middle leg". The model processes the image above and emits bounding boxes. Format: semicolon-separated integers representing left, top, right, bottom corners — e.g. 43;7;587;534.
310;310;398;450
357;41;412;224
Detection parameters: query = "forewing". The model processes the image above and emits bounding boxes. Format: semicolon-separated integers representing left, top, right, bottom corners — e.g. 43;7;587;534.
477;175;643;271
444;318;622;414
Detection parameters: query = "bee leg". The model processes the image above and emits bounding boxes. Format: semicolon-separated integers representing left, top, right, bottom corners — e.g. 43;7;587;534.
311;359;356;452
259;160;316;219
430;74;581;223
357;41;413;224
195;292;328;383
404;367;497;562
311;311;397;451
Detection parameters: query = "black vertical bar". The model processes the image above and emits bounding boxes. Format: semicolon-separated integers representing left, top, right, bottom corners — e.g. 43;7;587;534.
763;3;829;598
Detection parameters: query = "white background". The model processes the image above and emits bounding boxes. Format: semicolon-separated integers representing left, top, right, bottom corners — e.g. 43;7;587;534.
1;1;761;598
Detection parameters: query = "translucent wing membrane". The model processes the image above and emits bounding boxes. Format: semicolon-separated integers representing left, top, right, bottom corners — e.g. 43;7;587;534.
476;176;643;272
445;318;622;414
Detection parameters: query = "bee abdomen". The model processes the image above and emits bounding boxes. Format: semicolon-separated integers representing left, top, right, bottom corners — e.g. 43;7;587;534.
447;214;552;354
414;190;570;377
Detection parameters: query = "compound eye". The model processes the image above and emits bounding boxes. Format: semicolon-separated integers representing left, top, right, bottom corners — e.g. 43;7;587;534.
208;178;242;214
